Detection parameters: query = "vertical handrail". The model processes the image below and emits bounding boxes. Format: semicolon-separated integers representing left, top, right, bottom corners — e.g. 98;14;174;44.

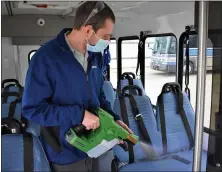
177;32;187;89
184;26;191;100
192;1;208;171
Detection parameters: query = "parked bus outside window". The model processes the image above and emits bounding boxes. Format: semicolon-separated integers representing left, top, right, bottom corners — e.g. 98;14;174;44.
145;36;176;106
149;34;213;128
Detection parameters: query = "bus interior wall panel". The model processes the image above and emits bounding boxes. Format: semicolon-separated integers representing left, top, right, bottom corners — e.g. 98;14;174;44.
18;45;41;86
2;37;17;81
2;15;74;37
12;37;55;46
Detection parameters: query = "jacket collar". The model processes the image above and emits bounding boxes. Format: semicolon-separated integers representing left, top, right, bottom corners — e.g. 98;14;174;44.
56;28;102;61
56;28;74;52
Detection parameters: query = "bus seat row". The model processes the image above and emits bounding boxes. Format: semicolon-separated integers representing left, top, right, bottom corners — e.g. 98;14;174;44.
1;76;208;172
2;79;49;171
111;81;207;171
1;79;118;172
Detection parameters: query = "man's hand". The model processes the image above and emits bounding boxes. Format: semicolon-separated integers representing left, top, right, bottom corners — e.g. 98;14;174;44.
116;120;133;144
116;120;133;134
82;110;100;130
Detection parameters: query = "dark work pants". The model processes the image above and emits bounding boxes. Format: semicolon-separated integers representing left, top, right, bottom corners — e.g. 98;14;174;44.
50;157;99;172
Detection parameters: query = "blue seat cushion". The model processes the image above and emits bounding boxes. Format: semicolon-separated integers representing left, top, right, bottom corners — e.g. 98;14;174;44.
119;79;146;95
2;134;51;172
156;92;195;154
113;95;163;162
6;85;21;92
2;102;22;121
3;86;22;103
173;150;207;171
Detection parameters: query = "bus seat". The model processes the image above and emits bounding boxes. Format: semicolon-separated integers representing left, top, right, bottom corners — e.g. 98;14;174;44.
118;79;146;96
112;95;163;163
2;91;22;104
156;91;195;153
2;100;22;121
111;94;192;171
1;94;40;137
2;134;51;172
3;84;23;94
117;72;146;96
2;79;23;103
173;149;208;171
156;82;207;171
102;81;116;109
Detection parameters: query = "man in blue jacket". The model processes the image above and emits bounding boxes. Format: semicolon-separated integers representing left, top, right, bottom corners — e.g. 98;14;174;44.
22;1;132;172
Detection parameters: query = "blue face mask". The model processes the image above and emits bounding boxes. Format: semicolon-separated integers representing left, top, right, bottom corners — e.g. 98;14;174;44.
86;32;110;52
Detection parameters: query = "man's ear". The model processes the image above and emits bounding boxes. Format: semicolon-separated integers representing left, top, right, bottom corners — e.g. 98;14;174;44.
84;25;94;39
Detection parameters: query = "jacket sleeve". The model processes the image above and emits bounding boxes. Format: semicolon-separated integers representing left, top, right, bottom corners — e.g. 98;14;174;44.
22;53;84;126
98;76;120;121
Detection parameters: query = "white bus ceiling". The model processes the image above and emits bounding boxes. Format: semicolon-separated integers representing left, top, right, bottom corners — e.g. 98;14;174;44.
1;1;194;38
1;1;195;84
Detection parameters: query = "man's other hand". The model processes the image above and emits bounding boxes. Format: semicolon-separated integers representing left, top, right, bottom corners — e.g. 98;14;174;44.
82;110;100;130
116;120;133;134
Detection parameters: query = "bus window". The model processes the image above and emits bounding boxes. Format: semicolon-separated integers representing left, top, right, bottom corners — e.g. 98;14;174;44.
168;37;176;54
146;35;177;104
109;40;117;88
189;35;198;48
121;39;139;74
182;35;213;128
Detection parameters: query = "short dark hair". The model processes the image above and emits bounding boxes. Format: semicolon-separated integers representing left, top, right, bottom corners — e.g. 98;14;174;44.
73;1;115;32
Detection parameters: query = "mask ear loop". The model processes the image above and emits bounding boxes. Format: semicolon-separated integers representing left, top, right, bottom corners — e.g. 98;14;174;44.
85;30;98;47
93;31;100;41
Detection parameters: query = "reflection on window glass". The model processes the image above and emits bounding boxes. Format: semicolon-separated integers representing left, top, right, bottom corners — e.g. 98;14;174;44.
121;40;139;74
29;51;36;62
109;40;117;88
145;36;176;104
182;35;213;128
168;38;176;54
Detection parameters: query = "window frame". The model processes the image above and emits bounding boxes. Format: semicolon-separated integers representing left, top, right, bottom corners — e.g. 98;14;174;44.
117;35;139;82
106;38;117;82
